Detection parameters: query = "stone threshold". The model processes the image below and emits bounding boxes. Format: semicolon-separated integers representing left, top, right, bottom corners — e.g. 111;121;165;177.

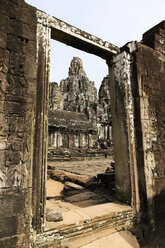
33;202;138;247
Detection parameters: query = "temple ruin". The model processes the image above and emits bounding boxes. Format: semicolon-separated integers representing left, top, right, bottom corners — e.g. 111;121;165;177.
48;57;112;159
0;0;165;247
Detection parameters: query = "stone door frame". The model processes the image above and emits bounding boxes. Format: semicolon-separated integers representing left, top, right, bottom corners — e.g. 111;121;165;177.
33;10;140;232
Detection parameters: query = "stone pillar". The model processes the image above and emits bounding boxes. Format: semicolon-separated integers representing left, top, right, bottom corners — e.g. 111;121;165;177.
88;134;91;148
108;45;140;211
32;10;51;232
68;134;72;148
74;134;79;148
72;135;75;147
56;133;59;148
79;134;83;148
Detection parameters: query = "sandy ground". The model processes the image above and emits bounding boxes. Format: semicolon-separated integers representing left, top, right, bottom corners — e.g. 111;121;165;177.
47;179;64;197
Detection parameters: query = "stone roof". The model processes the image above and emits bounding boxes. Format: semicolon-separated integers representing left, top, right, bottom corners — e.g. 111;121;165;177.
48;110;97;132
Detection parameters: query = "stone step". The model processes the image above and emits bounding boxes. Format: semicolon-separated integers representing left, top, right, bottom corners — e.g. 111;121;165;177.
80;230;140;248
33;202;138;248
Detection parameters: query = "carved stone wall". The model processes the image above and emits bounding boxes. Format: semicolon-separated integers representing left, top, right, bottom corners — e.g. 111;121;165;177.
136;23;165;229
0;1;165;246
110;22;165;229
0;0;37;247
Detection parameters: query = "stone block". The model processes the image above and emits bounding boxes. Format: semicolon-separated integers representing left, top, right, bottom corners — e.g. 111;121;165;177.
0;236;18;248
159;28;165;38
9;52;26;77
7;35;25;53
23;40;36;58
0;213;26;239
0;32;7;49
11;142;23;151
0;196;14;217
2;1;20;19
24;55;37;79
0;136;7;150
0;49;9;73
155;33;165;45
154;40;165;54
5;151;21;166
0;14;9;33
9;20;36;41
10;0;24;5
0;113;8;137
18;6;36;26
0;1;10;16
0;216;17;238
0;151;5;166
4;101;27;117
46;208;63;222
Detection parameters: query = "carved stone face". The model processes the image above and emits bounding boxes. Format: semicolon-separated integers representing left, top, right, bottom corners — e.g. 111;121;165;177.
69;57;86;77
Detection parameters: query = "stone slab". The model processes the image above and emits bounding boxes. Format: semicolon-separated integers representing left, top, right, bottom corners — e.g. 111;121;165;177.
81;230;140;248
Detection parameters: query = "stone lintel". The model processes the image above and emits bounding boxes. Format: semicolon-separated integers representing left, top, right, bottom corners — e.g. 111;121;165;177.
37;10;120;60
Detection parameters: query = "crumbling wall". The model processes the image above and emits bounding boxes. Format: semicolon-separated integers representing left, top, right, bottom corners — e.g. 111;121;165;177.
135;22;165;229
0;0;37;247
109;44;140;208
110;21;165;230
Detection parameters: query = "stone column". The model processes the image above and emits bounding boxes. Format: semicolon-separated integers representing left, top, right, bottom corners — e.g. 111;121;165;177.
108;45;140;211
32;10;51;231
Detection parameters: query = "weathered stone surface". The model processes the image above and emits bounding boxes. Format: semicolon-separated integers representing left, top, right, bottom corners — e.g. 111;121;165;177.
49;169;89;186
65;191;106;204
49;82;63;110
36;201;137;247
0;0;165;246
0;0;37;247
81;230;140;248
65;181;86;191
63;181;91;198
98;76;111;123
37;10;119;60
136;41;165;229
60;57;97;120
97;76;112;148
48;109;98;150
48;159;113;177
46;208;63;222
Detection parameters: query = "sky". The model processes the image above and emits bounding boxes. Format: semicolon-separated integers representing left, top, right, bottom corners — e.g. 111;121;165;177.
25;0;165;89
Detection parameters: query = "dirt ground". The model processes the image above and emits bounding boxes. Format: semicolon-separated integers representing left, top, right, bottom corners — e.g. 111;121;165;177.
47;179;64;197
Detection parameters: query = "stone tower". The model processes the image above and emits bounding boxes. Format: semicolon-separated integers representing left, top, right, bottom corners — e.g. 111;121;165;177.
60;57;98;121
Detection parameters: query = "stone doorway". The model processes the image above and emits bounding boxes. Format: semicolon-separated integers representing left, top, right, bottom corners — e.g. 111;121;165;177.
47;41;116;232
33;9;139;238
